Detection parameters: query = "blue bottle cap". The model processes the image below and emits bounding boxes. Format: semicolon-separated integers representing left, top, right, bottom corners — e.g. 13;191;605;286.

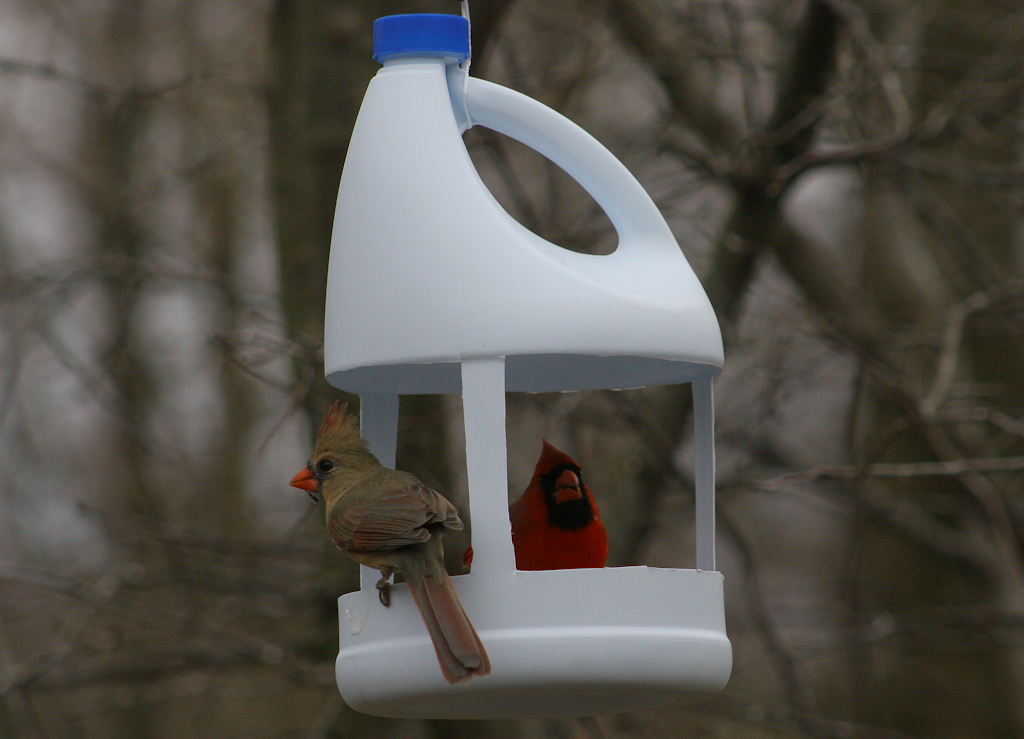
373;14;471;63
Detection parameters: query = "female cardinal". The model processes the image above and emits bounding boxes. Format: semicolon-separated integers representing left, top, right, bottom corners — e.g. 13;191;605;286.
462;441;608;571
290;402;489;685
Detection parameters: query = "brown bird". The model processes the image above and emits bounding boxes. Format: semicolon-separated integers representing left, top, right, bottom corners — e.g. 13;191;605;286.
290;402;490;684
462;440;608;571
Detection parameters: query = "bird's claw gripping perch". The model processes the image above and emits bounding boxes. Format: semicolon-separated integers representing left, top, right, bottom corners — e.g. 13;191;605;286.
377;577;391;607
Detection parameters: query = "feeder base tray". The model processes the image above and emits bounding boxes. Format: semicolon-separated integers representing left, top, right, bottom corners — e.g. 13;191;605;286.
336;566;731;719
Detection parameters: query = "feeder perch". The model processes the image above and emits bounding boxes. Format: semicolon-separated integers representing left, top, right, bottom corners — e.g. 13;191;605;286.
324;13;730;719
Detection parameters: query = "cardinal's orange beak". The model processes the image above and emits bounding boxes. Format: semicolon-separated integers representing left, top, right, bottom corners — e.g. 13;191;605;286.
553;469;583;504
290;468;319;502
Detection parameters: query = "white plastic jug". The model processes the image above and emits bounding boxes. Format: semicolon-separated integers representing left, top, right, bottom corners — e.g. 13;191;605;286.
325;14;723;396
326;13;729;720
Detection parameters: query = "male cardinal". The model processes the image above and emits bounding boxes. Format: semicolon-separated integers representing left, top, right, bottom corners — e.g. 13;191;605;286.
290;402;489;685
462;440;608;571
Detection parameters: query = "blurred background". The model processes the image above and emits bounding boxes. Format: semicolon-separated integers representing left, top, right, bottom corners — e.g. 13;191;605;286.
2;0;1023;737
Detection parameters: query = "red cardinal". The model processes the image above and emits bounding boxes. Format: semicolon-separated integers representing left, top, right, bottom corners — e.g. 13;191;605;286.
290;402;489;684
463;440;608;571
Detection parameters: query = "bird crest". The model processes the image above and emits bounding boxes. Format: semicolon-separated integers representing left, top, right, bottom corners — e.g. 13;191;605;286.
314;401;365;453
534;440;579;481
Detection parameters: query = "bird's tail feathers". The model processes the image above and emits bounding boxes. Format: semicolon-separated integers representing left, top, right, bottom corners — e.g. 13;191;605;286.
406;566;490;684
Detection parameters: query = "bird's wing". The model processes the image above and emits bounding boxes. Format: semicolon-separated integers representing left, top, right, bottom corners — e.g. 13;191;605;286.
328;482;463;552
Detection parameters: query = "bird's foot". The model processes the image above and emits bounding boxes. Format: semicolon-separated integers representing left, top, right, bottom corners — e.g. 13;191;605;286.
376;578;391;607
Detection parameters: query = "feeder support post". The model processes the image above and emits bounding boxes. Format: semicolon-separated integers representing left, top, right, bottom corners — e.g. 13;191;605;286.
461;356;517;579
693;375;716;571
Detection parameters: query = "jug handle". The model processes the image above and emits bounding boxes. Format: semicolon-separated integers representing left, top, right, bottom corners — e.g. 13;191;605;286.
464;77;678;258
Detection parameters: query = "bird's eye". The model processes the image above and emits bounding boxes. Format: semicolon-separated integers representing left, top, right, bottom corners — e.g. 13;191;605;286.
315;459;335;476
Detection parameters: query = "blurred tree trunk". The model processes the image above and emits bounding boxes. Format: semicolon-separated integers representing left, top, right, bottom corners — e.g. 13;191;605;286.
267;0;377;416
75;10;169;738
84;15;165;536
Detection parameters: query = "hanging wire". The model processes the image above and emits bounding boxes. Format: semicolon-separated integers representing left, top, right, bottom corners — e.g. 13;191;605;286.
460;0;472;76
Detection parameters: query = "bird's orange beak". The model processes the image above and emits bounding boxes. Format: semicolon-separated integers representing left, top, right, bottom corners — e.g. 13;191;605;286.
553;469;583;504
290;468;319;502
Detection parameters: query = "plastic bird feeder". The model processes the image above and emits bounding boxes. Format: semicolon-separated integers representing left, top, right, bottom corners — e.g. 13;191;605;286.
324;13;731;719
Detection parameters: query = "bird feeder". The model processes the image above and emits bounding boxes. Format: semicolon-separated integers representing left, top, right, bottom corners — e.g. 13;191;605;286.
323;13;730;719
